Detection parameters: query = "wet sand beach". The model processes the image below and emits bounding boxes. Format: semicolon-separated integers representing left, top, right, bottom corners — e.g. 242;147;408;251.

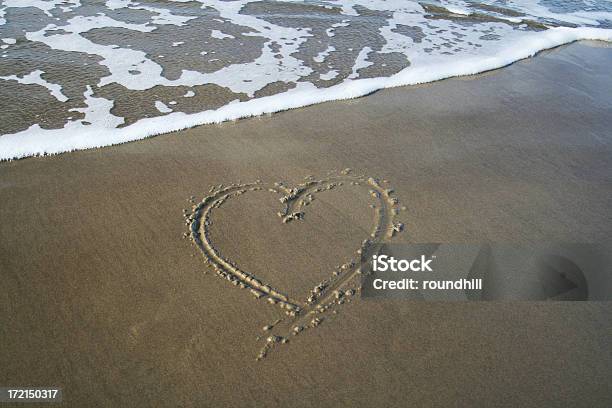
1;42;611;407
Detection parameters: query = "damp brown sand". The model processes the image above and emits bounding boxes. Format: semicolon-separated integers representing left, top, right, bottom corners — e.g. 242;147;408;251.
1;42;612;407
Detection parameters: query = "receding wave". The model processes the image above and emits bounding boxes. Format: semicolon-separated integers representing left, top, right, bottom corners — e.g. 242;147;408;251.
0;0;611;160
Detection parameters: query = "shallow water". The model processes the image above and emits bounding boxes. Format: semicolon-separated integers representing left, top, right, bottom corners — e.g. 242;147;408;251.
0;0;611;159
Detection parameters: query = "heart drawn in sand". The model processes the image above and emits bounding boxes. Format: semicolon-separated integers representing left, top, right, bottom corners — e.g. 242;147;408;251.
185;170;404;359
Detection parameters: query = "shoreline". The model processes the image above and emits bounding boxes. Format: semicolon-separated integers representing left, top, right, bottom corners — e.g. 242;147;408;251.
1;34;612;161
1;42;611;407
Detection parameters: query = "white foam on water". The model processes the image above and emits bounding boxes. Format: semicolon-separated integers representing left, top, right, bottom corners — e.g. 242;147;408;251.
155;101;173;113
1;26;611;161
0;70;68;102
20;2;313;96
24;15;161;91
313;46;335;63
1;0;612;160
2;0;79;16
326;21;351;37
445;6;472;16
349;47;373;79
320;70;339;80
72;85;124;128
105;0;196;25
211;29;235;40
504;0;612;26
106;0;131;10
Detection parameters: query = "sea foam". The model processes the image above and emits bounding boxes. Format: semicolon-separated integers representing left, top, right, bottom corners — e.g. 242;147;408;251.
0;0;611;160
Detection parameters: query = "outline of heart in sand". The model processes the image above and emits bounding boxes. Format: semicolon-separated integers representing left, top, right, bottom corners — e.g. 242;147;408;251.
185;170;404;359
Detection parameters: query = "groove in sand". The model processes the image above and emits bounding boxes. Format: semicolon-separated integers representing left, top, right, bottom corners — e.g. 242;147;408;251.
184;170;404;359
